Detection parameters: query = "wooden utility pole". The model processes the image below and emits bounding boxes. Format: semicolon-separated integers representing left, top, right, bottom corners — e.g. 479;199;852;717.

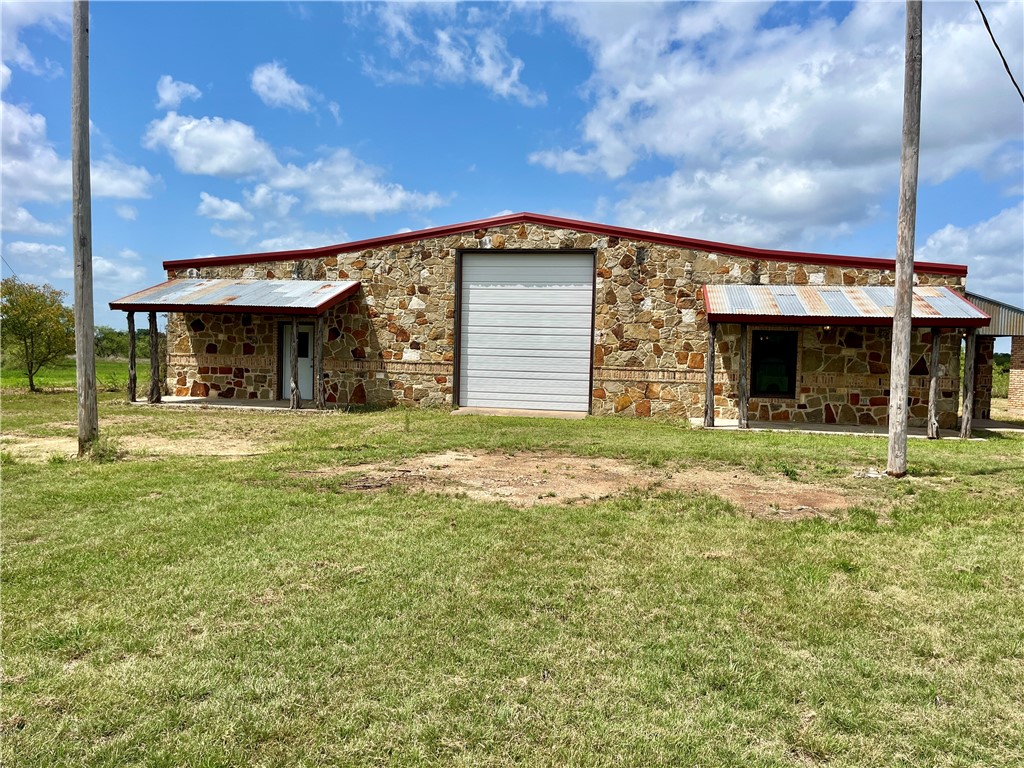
887;0;923;477
72;0;98;455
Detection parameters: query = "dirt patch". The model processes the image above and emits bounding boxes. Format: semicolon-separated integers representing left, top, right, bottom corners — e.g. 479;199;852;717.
0;433;274;461
304;451;851;518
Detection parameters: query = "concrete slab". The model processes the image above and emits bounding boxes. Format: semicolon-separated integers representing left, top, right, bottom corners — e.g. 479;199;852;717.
451;407;587;420
688;418;1024;440
133;396;310;411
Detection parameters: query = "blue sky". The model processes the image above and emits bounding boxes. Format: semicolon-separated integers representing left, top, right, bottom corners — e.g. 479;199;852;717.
2;1;1022;346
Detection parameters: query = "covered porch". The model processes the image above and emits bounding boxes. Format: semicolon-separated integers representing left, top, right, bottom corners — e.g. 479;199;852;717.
109;278;361;410
700;284;991;438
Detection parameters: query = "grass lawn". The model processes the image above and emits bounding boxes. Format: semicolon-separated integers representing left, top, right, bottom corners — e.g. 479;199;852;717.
0;357;152;392
2;388;1023;766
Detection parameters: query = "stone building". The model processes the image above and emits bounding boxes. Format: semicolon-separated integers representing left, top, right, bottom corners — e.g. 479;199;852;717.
111;212;992;429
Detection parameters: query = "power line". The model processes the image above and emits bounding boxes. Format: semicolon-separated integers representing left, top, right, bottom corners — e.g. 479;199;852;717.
974;0;1024;104
1;256;20;282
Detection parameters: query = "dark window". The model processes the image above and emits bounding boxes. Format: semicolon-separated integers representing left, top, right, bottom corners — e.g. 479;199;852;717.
751;330;798;398
297;331;310;358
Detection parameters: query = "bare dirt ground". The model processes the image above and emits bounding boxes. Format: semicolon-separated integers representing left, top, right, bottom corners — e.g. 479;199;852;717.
304;450;852;519
0;432;273;461
4;431;854;519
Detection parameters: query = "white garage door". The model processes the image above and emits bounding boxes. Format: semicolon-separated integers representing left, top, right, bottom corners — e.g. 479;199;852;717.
459;252;594;412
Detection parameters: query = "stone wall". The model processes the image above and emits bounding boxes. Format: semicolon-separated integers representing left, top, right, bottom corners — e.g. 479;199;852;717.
164;221;968;425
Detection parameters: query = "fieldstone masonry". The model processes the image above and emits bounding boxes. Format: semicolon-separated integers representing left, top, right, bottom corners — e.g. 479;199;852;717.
165;221;969;427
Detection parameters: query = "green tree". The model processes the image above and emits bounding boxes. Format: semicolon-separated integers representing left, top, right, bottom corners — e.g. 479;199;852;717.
95;325;130;358
1;278;76;392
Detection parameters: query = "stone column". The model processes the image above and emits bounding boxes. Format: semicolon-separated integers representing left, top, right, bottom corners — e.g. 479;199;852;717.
1009;336;1024;411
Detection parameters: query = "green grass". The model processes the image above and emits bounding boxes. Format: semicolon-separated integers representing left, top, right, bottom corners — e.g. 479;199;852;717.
2;391;1023;767
0;356;151;392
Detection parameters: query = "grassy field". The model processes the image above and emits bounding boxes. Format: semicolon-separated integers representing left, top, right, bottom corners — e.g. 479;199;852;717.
2;388;1023;766
0;356;152;392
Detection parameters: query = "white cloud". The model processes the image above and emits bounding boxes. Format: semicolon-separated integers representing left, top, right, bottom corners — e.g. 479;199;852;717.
93;157;159;199
1;97;156;237
1;206;62;236
143;112;278;177
250;62;315;112
197;192;253;222
364;5;545;106
0;2;70;77
6;241;71;278
536;2;1023;248
271;149;445;215
918;203;1024;309
244;184;297;218
115;205;138;221
93;254;147;291
210;223;258;243
328;101;341;125
255;228;348;252
615;159;887;249
156;75;202;110
1;63;11;92
1;99;68;205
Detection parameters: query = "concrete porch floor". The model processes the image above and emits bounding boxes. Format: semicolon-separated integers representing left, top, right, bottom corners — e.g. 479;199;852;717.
688;417;1024;439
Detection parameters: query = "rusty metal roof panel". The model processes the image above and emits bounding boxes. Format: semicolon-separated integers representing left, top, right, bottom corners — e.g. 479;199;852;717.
110;279;360;316
704;285;990;328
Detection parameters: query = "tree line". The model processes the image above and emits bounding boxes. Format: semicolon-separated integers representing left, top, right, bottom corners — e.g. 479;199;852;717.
1;278;164;391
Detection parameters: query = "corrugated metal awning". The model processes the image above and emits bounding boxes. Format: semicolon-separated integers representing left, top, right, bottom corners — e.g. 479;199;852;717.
965;293;1024;336
703;285;990;328
109;279;360;316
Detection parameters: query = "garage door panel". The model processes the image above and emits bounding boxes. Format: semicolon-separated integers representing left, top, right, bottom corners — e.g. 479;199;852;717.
461;396;591;412
461;332;591;350
462;289;593;307
463;356;591;373
463;358;592;372
462;375;590;395
459;252;594;412
460;310;591;329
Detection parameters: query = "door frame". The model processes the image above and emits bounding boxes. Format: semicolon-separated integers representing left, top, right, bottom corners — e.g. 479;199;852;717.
453;249;597;413
278;321;315;400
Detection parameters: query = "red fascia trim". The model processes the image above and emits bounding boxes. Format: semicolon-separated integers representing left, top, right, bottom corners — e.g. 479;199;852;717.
109;282;360;316
706;312;991;329
162;211;970;277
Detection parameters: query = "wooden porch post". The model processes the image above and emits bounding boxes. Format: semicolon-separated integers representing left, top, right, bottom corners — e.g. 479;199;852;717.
289;316;302;410
738;323;749;429
127;311;137;403
313;315;325;410
960;329;976;439
147;311;161;404
927;327;941;439
704;322;716;427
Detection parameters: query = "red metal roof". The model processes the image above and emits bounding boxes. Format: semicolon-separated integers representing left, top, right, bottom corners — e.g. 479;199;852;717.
109;279;360;316
162;212;969;277
703;285;990;328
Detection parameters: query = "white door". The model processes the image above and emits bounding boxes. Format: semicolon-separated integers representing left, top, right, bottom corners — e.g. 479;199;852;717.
459;253;594;412
281;323;314;400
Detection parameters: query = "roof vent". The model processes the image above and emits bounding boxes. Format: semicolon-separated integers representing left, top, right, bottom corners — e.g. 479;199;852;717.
187;268;200;279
